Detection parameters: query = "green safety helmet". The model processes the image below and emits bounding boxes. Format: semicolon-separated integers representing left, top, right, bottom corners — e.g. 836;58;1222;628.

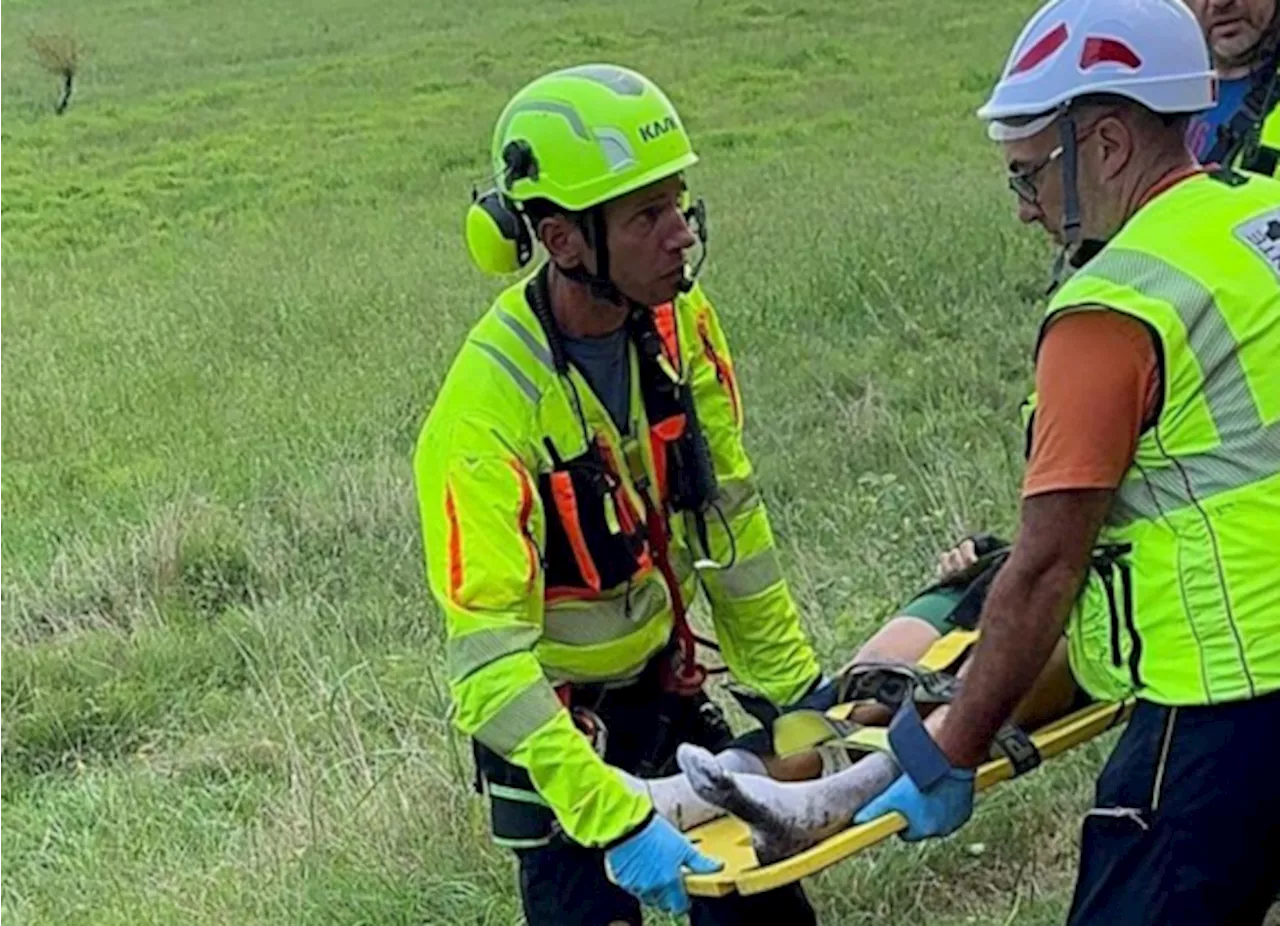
465;64;700;277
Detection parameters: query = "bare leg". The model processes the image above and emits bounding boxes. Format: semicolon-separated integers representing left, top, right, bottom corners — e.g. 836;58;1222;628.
842;616;942;725
1008;638;1078;728
679;639;1081;860
762;750;823;781
653;615;945;852
620;614;946;830
849;625;1078;728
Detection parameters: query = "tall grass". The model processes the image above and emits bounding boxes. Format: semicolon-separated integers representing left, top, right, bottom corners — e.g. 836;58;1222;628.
3;0;1131;922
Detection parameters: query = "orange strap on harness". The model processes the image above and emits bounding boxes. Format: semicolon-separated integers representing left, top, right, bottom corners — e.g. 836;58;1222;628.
641;495;708;696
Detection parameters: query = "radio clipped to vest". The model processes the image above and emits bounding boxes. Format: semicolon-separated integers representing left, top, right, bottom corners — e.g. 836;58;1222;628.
538;436;652;598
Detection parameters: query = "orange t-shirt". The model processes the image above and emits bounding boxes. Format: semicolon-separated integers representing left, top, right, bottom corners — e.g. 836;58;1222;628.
1022;311;1161;498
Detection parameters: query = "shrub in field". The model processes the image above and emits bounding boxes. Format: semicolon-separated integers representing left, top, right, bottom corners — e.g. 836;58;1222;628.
28;32;82;115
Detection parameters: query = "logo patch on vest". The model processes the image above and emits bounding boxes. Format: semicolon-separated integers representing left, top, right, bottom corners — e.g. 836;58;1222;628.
1234;208;1280;280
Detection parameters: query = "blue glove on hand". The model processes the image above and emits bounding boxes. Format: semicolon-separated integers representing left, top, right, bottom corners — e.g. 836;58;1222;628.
604;814;723;914
853;699;976;841
852;766;976;841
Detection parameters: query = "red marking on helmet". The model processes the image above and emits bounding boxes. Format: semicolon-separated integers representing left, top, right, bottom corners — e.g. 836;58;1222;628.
1011;22;1069;75
1080;36;1142;70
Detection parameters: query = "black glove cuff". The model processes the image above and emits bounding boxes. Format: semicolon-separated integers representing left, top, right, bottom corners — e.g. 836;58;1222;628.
601;808;656;852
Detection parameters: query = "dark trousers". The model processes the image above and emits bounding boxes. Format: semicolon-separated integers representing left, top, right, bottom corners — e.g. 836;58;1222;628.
486;662;817;925
516;837;814;925
1067;689;1280;926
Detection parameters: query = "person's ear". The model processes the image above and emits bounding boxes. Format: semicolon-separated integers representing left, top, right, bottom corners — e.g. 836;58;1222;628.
1093;114;1135;182
537;214;587;270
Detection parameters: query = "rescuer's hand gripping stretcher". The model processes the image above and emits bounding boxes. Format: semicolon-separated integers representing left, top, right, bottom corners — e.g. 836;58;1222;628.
670;541;1135;898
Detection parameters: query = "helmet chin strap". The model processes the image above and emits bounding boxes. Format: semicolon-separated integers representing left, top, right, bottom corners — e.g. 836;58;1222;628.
558;207;632;306
1047;110;1083;295
1047;110;1111;295
559;197;711;304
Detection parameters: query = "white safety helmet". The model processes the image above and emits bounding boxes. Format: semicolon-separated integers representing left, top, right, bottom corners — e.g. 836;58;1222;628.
977;0;1217;289
978;0;1217;141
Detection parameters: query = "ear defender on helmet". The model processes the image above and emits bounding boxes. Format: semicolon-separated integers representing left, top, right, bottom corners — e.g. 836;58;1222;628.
465;189;533;275
464;139;541;275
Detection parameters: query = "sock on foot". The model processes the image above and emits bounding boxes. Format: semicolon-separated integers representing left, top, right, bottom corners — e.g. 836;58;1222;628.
677;744;900;863
615;747;768;831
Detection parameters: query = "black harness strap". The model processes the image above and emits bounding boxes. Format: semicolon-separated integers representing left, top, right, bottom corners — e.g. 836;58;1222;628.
837;662;961;711
1204;52;1280;174
836;660;1043;777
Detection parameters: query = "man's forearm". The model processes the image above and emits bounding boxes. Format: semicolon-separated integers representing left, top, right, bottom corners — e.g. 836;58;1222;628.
933;557;1080;768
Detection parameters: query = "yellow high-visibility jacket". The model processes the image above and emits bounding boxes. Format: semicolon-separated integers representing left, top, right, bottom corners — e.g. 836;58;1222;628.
414;266;821;848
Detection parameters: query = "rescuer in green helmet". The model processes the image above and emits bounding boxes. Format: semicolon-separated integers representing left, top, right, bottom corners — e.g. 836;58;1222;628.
414;63;832;924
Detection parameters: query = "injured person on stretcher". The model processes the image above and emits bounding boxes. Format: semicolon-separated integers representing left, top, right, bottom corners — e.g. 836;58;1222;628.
615;534;1089;865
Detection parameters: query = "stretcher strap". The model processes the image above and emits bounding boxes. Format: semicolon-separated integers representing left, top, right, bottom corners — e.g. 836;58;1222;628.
993;721;1042;776
836;662;959;709
833;661;1042;775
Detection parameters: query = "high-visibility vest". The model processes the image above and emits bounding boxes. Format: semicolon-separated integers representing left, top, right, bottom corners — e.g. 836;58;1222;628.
414;265;820;846
1023;169;1280;706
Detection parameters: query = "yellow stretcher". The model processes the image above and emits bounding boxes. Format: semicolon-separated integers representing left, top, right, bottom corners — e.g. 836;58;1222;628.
684;630;1135;898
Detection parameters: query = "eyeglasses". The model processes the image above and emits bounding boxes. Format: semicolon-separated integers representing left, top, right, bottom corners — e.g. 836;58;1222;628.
1005;114;1113;206
1008;145;1063;205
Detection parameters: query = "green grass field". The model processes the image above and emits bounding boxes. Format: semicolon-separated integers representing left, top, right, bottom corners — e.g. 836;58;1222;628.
2;1;1134;922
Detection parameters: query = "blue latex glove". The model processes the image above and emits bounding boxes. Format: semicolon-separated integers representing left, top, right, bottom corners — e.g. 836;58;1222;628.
604;814;723;914
852;767;976;841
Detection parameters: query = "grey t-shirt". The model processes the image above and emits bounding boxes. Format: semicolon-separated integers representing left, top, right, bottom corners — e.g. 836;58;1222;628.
561;327;631;434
